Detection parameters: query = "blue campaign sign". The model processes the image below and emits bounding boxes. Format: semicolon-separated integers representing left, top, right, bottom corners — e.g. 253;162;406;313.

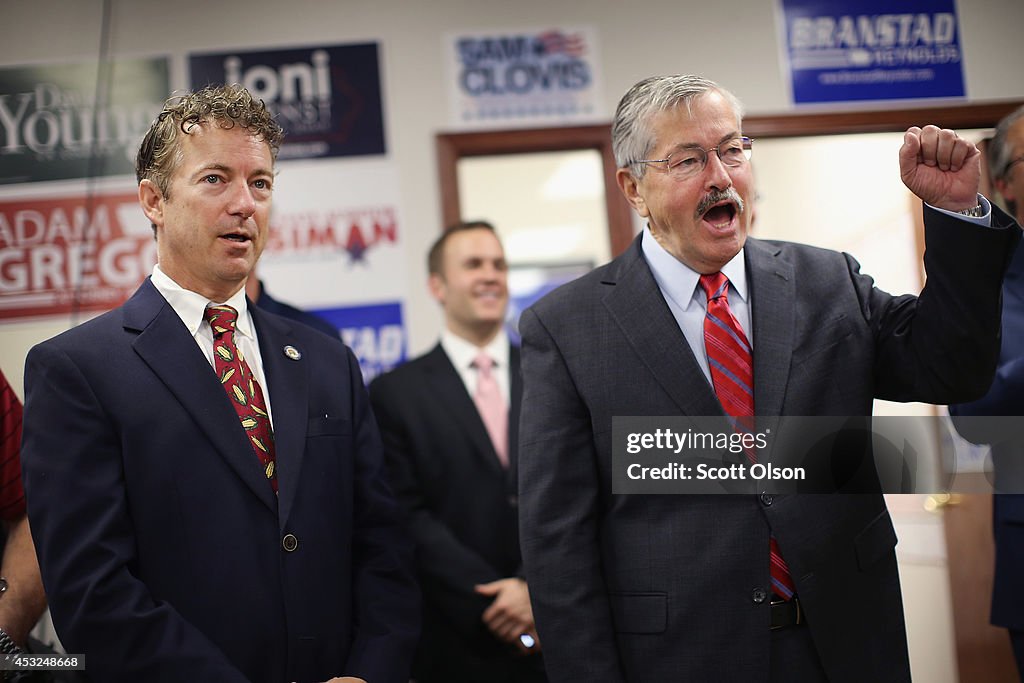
312;302;405;384
189;43;386;160
779;0;966;104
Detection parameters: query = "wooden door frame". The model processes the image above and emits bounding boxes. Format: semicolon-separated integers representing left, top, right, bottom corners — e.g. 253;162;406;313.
437;125;637;257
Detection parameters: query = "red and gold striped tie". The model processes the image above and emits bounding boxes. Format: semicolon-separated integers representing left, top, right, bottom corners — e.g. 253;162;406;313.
699;273;794;600
205;305;277;493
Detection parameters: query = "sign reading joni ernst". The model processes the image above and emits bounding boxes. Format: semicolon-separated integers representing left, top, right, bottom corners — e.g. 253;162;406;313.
189;43;386;160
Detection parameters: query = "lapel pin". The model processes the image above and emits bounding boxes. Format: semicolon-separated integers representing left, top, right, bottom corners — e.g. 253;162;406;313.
283;345;302;361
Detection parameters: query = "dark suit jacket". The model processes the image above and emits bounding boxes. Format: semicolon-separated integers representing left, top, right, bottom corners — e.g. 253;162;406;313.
518;204;1019;683
254;280;340;340
369;344;544;682
21;278;420;683
950;237;1024;631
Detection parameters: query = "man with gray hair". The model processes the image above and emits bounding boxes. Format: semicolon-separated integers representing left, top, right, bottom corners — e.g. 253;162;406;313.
518;74;1019;682
21;84;419;683
950;104;1024;676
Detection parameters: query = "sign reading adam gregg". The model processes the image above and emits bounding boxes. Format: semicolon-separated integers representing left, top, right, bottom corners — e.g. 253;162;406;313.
0;191;156;320
189;43;386;161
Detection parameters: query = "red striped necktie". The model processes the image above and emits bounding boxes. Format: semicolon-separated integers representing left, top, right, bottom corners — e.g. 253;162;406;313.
699;272;795;600
205;305;278;494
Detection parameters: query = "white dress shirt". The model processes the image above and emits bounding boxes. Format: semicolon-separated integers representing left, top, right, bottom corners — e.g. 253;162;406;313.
440;327;511;406
150;265;274;426
641;228;750;388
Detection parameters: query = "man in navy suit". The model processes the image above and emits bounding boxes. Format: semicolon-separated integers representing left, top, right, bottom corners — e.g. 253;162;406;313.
950;104;1024;677
517;75;1019;683
20;84;419;683
246;276;340;339
369;222;545;682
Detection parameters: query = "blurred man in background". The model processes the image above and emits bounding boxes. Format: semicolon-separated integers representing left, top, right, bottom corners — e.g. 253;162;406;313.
371;222;545;683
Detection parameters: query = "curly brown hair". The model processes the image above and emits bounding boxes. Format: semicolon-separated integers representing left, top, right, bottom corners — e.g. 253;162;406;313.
135;83;284;199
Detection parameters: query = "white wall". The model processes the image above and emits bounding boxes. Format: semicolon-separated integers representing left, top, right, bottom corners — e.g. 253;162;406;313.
2;0;1023;392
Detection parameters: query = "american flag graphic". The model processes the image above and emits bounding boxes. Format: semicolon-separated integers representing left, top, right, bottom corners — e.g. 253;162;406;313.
536;30;586;57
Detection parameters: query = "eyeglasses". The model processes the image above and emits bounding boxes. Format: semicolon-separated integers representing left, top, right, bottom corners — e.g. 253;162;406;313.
630;137;753;180
1005;155;1024;176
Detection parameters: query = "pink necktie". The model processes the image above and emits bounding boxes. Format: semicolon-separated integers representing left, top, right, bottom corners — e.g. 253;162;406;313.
205;305;278;493
699;273;795;600
473;351;509;468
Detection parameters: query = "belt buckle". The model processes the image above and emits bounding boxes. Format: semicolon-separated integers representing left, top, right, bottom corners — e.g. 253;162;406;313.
769;596;802;631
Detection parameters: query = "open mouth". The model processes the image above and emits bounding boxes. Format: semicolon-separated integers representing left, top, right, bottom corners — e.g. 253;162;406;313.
702;202;737;227
220;232;251;243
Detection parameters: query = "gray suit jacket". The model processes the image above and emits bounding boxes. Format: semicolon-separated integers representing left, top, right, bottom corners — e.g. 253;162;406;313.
518;204;1019;683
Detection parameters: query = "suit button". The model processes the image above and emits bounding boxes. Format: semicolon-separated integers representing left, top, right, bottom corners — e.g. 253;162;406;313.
752;588;767;604
282;533;299;552
760;493;774;506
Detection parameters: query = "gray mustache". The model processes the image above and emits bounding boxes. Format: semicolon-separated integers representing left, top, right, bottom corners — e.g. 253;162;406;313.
695;188;744;219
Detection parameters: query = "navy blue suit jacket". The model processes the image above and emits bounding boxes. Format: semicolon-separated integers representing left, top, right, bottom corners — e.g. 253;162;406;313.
21;278;419;682
369;344;545;681
254;280;340;340
950;238;1024;630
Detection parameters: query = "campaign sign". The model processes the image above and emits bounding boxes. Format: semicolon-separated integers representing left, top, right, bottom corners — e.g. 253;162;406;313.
189;43;386;160
778;0;966;104
0;58;169;184
505;261;592;344
312;302;405;384
448;27;603;126
0;190;156;320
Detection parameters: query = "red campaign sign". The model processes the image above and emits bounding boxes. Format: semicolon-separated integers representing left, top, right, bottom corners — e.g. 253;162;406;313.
0;191;156;320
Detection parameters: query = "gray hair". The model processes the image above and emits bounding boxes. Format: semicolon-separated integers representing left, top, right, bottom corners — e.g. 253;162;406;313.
988;105;1024;217
611;75;744;179
988;105;1024;182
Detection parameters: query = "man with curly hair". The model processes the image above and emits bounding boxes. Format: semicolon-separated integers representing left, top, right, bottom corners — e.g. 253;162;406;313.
20;84;419;683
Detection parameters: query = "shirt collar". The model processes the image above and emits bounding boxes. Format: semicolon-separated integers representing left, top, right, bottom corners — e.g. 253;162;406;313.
150;264;254;340
441;327;510;371
640;227;748;307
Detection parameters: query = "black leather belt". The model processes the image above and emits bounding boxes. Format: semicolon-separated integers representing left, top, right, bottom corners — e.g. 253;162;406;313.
770;596;803;630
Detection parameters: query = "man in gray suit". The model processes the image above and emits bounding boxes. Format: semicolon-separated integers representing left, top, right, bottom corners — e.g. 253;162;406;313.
517;74;1020;682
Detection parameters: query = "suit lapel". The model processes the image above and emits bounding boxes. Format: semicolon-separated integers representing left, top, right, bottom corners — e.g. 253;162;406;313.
126;280;277;512
251;307;308;528
602;238;725;417
745;239;795;419
507;346;523;487
424;345;506;474
509;346;522;464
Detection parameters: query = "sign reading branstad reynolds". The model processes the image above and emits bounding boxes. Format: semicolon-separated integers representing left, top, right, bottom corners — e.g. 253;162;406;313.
313;302;405;385
777;0;966;104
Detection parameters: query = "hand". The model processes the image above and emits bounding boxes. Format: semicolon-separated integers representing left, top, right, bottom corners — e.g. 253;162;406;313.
899;125;981;212
474;578;540;653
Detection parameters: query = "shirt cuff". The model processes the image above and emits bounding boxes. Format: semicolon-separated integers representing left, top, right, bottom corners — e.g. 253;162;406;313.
926;194;993;227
